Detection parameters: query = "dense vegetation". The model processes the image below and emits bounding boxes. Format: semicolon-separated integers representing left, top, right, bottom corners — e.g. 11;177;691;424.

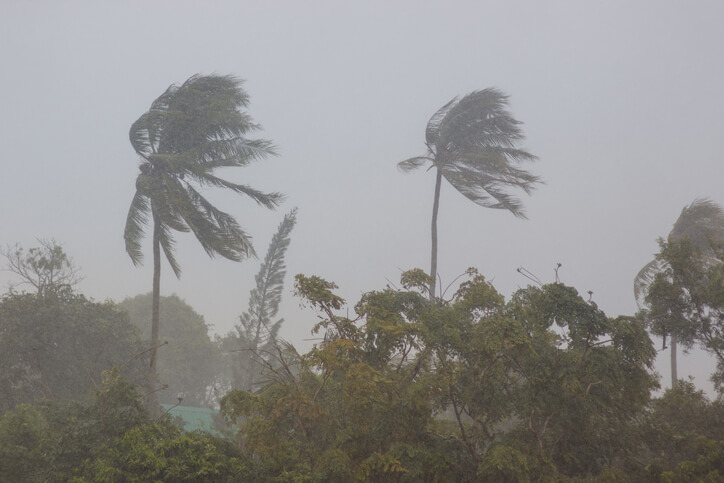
2;265;724;480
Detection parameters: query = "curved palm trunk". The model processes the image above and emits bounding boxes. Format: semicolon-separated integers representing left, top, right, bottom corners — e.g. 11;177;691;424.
146;217;162;417
429;169;443;300
671;335;678;388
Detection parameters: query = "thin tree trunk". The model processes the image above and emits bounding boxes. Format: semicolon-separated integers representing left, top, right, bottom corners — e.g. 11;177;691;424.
670;335;678;388
146;218;162;417
244;322;262;392
429;169;443;300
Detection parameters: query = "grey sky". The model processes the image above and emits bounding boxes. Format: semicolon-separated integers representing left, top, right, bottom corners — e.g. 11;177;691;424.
2;1;723;394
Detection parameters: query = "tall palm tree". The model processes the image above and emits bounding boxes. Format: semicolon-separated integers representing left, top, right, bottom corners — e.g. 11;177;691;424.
124;74;282;413
398;89;541;298
634;198;724;387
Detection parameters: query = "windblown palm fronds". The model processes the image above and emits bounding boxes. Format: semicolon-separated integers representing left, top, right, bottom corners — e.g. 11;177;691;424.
399;89;541;298
123;74;282;414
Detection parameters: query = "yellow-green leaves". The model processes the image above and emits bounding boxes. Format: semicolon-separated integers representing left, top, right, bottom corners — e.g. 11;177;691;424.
221;269;657;480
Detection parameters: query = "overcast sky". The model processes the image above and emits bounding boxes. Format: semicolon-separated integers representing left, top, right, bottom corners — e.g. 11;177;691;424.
2;1;723;394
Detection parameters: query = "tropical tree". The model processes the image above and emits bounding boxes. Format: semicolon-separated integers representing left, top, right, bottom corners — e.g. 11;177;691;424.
398;89;541;298
221;269;656;481
123;74;282;413
0;369;247;482
1;239;82;297
222;208;297;392
634;198;724;387
119;294;223;407
0;289;146;414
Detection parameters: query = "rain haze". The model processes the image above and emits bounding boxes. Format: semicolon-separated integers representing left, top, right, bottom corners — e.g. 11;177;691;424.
2;1;724;395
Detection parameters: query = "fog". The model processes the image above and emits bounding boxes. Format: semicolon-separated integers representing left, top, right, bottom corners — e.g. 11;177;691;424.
2;1;723;394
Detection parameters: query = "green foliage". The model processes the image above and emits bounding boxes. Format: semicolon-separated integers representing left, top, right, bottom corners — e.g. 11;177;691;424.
124;74;282;276
399;89;541;215
223;209;298;392
399;267;434;293
4;262;724;480
75;419;248;482
399;89;541;297
645;239;703;347
123;74;282;414
642;236;724;393
0;368;248;481
635;198;724;308
634;198;724;388
0;368;148;481
639;380;724;480
221;270;657;481
294;274;345;311
477;444;534;482
119;293;222;407
1;239;82;297
659;437;724;482
0;290;146;414
0;404;48;482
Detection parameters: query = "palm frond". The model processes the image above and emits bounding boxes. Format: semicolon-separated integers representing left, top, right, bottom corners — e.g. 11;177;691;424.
441;167;528;218
125;73;281;276
179;181;256;261
670;198;724;251
175;137;278;169
196;173;283;209
407;88;540;218
156;222;182;278
437;89;525;150
397;156;431;173
425;97;457;146
437;145;541;215
123;189;150;266
129;111;165;158
633;258;664;309
207;138;278;166
149;176;190;233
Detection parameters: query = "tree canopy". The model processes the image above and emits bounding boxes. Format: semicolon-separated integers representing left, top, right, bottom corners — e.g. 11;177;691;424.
635;198;724;387
119;293;222;407
0;289;146;415
221;269;657;481
1;239;82;297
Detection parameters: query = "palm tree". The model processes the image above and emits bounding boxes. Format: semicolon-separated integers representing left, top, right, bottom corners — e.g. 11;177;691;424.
634;198;724;387
124;74;282;413
398;89;541;298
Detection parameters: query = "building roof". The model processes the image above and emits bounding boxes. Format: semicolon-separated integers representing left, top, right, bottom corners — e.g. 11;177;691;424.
160;404;222;435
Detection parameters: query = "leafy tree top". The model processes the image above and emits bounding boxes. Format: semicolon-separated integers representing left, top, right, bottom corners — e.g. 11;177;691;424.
1;239;82;297
635;198;724;308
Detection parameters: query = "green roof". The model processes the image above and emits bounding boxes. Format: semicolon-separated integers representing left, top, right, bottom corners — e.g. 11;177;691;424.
160;404;221;435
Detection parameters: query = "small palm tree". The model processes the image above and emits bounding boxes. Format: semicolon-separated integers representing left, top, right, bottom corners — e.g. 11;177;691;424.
634;198;724;387
124;74;282;413
399;89;541;298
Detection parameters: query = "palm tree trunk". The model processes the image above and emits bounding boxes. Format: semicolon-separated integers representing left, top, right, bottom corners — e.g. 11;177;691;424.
429;169;443;300
670;335;678;388
146;217;162;417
